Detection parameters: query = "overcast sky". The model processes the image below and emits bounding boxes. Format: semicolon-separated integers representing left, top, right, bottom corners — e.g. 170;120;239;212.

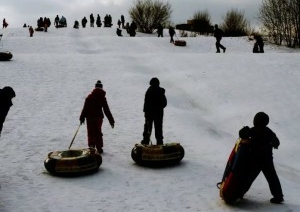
1;0;263;28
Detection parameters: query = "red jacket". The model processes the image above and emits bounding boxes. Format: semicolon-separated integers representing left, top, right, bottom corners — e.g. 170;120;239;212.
80;88;114;124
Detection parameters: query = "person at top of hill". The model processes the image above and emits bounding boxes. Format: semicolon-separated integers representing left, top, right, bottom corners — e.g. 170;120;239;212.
0;86;16;137
54;15;59;27
214;24;226;53
157;23;163;37
29;26;34;37
80;80;115;153
121;15;125;28
141;78;167;145
129;21;137;37
253;34;264;53
96;14;101;27
239;112;284;204
169;26;175;43
82;17;87;28
90;13;95;27
2;18;8;28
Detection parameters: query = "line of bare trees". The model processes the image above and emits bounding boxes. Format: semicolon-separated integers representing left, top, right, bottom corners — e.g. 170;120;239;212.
258;0;300;47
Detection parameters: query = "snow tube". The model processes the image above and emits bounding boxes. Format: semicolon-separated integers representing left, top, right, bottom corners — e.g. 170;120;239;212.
217;138;252;204
131;143;184;167
0;51;13;61
35;27;44;31
44;148;102;176
174;40;186;46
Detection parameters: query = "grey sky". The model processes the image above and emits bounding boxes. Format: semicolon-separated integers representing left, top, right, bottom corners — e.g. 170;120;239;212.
1;0;263;28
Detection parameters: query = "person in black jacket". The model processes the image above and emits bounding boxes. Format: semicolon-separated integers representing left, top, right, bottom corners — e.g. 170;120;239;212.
253;35;264;53
239;112;284;204
141;78;167;145
169;26;175;43
214;24;226;53
0;86;16;137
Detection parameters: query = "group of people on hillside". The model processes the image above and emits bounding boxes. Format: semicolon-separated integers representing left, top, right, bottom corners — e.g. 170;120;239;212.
213;24;265;53
37;17;51;32
0;76;284;205
54;15;67;28
74;14;125;29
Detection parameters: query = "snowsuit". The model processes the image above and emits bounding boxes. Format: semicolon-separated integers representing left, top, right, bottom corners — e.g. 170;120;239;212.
80;88;114;152
142;78;167;145
238;113;283;201
214;25;226;53
0;87;15;136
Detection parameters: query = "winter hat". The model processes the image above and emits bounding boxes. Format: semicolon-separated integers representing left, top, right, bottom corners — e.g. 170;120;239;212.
253;112;269;127
150;77;160;86
95;80;103;88
2;86;16;98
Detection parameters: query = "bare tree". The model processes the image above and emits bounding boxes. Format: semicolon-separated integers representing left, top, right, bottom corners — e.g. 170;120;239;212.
191;10;213;35
258;0;300;47
221;9;249;36
129;0;172;34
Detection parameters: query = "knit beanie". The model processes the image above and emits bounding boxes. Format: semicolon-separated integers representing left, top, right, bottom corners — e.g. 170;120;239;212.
95;80;103;88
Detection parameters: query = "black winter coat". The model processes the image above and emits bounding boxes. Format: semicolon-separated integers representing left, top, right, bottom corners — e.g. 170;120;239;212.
143;85;167;114
250;127;279;156
0;89;13;124
214;28;223;40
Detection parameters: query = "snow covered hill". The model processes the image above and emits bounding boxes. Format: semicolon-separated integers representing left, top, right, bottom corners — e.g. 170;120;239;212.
0;27;300;212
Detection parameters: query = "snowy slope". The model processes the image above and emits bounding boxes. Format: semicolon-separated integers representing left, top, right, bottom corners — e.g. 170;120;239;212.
0;27;300;212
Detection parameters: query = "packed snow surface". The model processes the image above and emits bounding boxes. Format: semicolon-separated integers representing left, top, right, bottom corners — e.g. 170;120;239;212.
0;27;300;212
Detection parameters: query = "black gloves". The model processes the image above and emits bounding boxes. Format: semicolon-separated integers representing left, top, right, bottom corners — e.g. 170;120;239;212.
80;117;85;125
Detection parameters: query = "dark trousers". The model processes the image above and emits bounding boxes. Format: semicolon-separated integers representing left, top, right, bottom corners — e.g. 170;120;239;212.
216;38;226;52
87;118;103;152
143;113;163;145
170;36;174;43
241;154;283;198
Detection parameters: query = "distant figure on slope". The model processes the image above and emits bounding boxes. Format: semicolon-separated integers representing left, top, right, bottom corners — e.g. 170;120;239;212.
141;78;167;145
90;13;95;27
73;20;79;29
2;18;8;28
129;21;137;37
238;112;284;204
54;15;59;28
116;28;122;36
169;26;175;43
44;17;51;32
82;17;88;28
29;26;34;37
0;86;16;137
59;16;67;27
253;35;264;53
157;23;163;37
96;14;101;27
80;80;115;153
214;24;226;53
121;15;125;28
